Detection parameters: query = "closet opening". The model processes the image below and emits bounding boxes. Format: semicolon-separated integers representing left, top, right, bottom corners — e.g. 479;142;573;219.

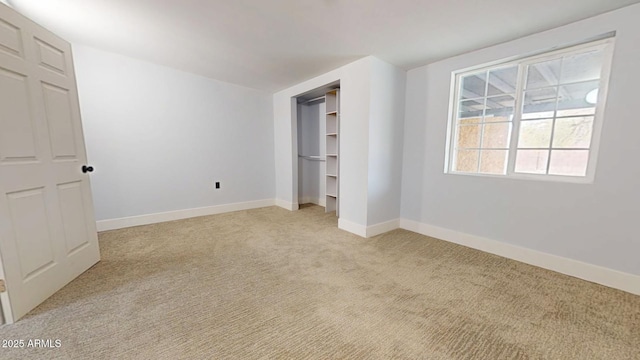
294;81;340;216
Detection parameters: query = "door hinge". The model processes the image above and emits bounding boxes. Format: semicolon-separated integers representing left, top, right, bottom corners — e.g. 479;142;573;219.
0;280;5;292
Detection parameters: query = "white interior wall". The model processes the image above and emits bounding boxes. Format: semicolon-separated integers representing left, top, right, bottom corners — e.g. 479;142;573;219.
367;58;406;225
337;60;373;229
297;101;326;205
73;45;275;222
401;4;640;277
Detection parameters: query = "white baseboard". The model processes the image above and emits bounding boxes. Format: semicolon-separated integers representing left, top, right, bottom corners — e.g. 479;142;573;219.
338;218;400;238
338;218;367;237
399;219;640;296
366;218;400;237
97;199;275;232
275;199;298;211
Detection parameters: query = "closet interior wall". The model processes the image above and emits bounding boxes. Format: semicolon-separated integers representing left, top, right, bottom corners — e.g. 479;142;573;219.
297;100;326;206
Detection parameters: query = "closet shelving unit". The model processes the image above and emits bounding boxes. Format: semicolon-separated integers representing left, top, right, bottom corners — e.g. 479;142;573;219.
325;89;340;215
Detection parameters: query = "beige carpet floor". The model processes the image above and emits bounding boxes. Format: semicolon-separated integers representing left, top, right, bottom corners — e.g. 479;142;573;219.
0;205;638;359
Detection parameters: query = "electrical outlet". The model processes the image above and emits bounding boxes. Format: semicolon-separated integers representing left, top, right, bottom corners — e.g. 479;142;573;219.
215;182;220;189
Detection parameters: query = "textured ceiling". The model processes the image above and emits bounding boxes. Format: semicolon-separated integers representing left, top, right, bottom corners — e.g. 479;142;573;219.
6;0;640;91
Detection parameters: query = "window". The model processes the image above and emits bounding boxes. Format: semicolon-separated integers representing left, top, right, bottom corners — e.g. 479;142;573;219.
447;38;614;181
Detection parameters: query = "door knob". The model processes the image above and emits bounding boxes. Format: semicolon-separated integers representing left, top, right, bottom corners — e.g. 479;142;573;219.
82;165;94;173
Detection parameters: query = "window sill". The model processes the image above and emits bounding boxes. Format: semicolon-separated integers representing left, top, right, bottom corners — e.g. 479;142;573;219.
444;170;595;184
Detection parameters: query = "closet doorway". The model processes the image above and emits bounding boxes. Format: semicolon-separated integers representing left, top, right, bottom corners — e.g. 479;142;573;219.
295;82;340;215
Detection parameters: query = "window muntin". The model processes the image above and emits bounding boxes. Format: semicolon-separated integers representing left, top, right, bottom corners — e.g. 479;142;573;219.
454;64;517;174
448;39;612;180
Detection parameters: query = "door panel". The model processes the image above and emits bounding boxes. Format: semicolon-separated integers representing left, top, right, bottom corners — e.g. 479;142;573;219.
0;3;100;324
42;82;77;159
0;67;38;162
7;188;55;280
0;18;22;57
57;181;90;255
34;37;66;75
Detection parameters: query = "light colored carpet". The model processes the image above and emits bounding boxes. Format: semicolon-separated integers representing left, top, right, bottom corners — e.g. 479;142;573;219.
0;205;638;359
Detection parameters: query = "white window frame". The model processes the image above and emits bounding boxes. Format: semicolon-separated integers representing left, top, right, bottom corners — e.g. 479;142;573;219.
445;38;615;183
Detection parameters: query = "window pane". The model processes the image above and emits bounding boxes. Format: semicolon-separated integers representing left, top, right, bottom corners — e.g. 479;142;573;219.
455;150;479;172
485;95;515;121
460;117;482;125
482;123;511;148
560;49;604;84
487;66;518;96
460;72;487;99
459;99;485;122
515;150;549;174
523;88;557;119
457;125;481;148
552;117;594;148
548;150;589;176
479;150;508;174
526;59;561;89
556;81;598;117
518;119;552;148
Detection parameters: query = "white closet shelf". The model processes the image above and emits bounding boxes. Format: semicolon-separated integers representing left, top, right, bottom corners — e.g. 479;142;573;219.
298;155;325;161
325;88;339;216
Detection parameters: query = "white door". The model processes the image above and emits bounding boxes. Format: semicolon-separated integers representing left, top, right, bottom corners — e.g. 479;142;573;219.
0;3;100;323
